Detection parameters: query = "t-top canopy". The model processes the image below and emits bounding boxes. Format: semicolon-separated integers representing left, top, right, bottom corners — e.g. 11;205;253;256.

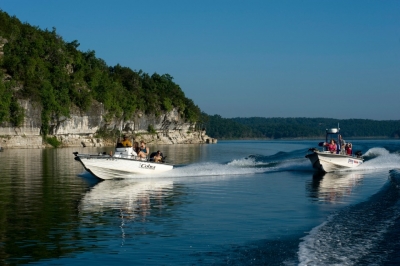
326;128;339;134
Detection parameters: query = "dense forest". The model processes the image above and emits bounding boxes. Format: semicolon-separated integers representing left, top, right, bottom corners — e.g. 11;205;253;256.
0;10;201;135
203;115;400;139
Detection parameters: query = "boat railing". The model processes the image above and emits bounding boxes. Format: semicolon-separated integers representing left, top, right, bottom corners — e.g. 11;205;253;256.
306;147;363;159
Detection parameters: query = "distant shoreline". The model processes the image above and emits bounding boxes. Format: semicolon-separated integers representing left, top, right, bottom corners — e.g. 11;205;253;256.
215;136;396;141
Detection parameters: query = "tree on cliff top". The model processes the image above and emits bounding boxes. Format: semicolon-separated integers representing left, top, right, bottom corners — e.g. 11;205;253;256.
0;9;201;134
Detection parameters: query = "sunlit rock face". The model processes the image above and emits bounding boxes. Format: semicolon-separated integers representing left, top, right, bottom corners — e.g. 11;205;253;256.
0;100;215;148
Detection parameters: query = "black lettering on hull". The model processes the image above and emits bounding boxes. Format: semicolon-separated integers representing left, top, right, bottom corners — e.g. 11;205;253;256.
139;163;156;170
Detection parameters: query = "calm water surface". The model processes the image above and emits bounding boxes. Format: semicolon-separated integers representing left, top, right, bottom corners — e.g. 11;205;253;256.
0;140;400;265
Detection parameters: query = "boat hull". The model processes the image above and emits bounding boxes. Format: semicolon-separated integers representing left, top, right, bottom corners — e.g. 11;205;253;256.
306;151;363;172
75;155;173;180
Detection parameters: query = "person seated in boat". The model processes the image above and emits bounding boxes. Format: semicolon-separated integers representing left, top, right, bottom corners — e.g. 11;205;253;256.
121;135;132;147
324;139;337;153
138;141;149;159
152;150;163;163
133;141;140;154
345;143;352;156
149;151;158;161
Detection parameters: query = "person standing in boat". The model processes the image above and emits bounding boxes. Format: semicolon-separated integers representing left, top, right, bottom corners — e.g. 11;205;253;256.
338;134;346;154
121;135;132;147
138;141;149;159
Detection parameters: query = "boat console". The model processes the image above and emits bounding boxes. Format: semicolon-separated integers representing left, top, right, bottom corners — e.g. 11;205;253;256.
114;147;138;159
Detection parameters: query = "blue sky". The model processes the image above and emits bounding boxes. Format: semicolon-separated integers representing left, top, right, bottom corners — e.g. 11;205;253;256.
1;1;399;120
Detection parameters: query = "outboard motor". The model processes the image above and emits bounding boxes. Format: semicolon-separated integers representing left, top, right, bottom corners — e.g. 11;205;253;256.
73;152;80;160
355;151;362;158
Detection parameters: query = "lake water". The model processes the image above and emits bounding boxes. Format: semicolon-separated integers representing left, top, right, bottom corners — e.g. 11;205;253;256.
1;139;400;265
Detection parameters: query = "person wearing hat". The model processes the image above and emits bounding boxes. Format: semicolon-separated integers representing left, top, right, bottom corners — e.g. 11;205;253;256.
121;135;132;147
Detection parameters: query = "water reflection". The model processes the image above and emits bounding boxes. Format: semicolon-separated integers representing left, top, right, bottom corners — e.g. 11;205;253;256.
79;179;174;219
307;171;363;203
78;179;178;246
0;148;91;265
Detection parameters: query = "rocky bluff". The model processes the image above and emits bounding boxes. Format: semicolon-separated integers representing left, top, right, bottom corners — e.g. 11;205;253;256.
0;99;217;149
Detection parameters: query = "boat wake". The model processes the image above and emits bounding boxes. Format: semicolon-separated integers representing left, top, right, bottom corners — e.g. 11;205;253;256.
363;147;391;158
150;161;268;179
156;153;314;179
355;148;400;172
298;169;400;265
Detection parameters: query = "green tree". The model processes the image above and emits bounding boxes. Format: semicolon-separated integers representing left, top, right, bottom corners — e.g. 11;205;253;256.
0;9;204;136
0;78;12;124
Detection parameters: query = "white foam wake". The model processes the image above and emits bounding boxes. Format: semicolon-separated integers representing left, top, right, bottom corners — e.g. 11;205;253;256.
298;169;400;265
229;156;314;172
275;158;314;172
358;149;400;171
121;161;268;181
363;147;390;157
298;211;398;265
227;157;259;167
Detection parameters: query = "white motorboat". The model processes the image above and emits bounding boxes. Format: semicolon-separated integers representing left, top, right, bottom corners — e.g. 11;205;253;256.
305;127;363;172
73;146;173;180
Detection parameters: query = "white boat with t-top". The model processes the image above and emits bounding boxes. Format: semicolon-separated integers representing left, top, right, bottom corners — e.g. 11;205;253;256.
305;127;363;172
73;146;173;180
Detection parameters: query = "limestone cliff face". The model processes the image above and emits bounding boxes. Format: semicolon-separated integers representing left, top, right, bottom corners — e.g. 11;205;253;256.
0;99;217;149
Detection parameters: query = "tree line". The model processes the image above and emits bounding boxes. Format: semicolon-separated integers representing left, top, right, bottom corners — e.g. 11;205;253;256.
202;115;400;139
0;10;201;135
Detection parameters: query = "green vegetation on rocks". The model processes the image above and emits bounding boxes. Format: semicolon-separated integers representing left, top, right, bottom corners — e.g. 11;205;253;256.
44;136;62;148
0;10;201;135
